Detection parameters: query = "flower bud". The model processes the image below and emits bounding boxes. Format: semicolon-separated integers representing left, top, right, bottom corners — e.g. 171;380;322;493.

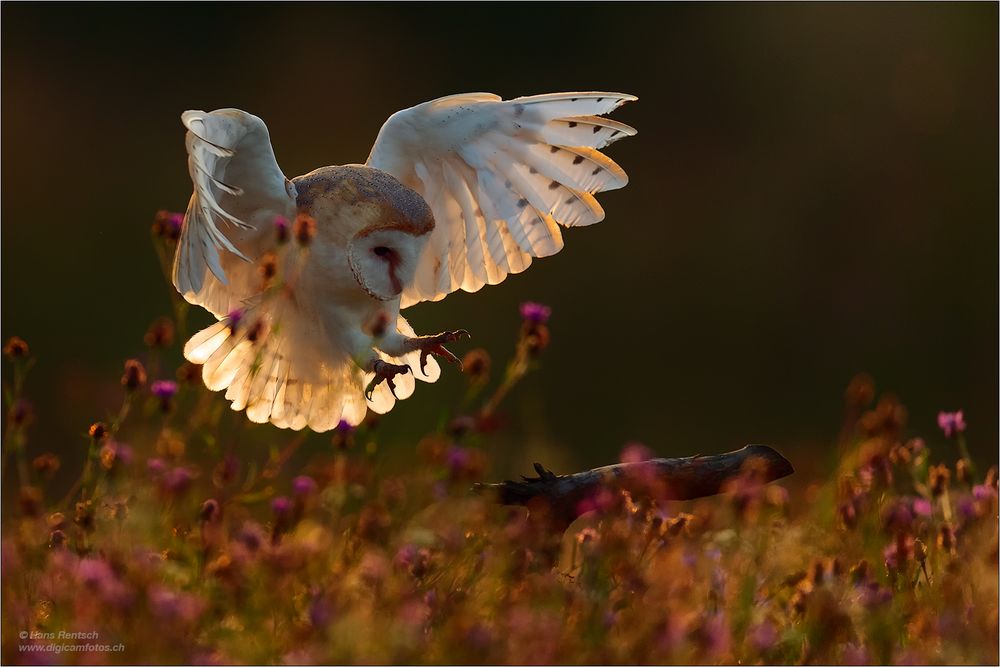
294;214;316;246
144;317;175;349
121;359;147;391
3;336;29;360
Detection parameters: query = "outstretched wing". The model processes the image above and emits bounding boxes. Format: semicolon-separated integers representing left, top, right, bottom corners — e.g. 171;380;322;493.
173;109;297;316
366;91;637;308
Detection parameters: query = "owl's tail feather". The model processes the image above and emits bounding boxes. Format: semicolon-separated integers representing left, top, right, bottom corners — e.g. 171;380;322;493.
183;303;368;432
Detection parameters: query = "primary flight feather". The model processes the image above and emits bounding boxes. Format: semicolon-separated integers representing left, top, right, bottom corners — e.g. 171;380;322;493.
173;91;637;431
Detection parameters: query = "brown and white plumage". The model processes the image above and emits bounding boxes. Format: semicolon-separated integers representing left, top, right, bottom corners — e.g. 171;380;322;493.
173;92;636;431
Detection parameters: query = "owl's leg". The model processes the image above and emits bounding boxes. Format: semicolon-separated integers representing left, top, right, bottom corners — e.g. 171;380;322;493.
363;357;411;400
378;330;471;377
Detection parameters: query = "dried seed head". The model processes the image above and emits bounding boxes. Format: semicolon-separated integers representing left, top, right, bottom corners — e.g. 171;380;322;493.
88;422;108;441
838;502;857;530
100;443;118;470
121;359;147;391
274;215;290;244
245;319;266;345
176;361;202;385
10;399;34;427
3;336;29;360
200;498;221;522
522;324;550;356
19;486;42;517
49;529;67;550
929;463;950;497
294;214;316;246
850;559;870;585
259;251;278;288
955;458;971;485
144;317;176;349
74;500;95;532
937;523;956;553
845;373;875;409
31;452;59;479
461;348;491;383
152;210;183;241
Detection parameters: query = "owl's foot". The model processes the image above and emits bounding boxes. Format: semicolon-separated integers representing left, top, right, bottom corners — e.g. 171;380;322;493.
415;330;471;376
365;360;412;400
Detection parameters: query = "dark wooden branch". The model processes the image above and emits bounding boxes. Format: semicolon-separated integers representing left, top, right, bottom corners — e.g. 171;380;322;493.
475;445;794;526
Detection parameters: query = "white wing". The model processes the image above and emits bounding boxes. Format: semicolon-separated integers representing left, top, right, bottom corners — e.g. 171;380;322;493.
173;109;297;315
366;91;637;307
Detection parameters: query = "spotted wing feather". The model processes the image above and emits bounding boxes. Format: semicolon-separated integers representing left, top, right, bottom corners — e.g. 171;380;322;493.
365;91;637;307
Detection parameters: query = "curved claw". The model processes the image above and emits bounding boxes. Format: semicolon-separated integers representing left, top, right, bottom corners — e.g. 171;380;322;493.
417;330;470;377
365;362;411;402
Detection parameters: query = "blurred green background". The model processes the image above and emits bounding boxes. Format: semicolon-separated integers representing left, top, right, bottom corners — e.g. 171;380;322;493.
2;3;997;488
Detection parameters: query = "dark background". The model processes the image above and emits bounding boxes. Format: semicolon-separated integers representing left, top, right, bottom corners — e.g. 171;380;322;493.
2;3;997;486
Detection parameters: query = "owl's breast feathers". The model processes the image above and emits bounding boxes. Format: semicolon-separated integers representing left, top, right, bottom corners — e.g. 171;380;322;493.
292;165;434;242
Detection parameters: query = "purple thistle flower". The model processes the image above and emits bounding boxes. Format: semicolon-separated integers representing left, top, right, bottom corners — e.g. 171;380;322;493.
748;620;778;653
150;380;178;400
912;497;933;517
147;585;205;623
937;410;966;438
519;301;551;324
226;308;244;331
77;557;116;590
335;419;355;434
167;212;183;231
445;445;469;473
293;475;318;498
272;496;292;517
973;484;995;501
274;215;290;243
161;466;195;495
146;457;167;475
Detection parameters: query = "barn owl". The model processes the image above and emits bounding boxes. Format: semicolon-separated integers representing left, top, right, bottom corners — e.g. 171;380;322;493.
174;91;637;431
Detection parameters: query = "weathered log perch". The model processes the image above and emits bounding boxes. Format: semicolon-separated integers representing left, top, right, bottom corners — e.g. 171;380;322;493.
475;445;794;526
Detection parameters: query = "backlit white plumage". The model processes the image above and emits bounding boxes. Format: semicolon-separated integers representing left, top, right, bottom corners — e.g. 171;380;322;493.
173;91;637;431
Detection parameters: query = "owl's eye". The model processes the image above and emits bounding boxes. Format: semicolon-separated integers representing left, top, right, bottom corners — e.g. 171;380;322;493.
372;246;395;260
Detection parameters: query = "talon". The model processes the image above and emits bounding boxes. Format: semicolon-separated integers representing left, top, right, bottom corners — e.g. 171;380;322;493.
365;360;410;402
416;330;469;376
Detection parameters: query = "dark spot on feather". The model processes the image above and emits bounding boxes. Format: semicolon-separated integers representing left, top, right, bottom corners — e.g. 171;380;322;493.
592;167;601;175
548;181;560;190
610;130;620;137
568;121;577;128
529;167;538;174
572;155;584;165
593;126;601;133
513;103;524;117
504;180;512;189
570;97;578;102
550;146;560;154
565;197;576;205
516;198;529;208
596;97;604;102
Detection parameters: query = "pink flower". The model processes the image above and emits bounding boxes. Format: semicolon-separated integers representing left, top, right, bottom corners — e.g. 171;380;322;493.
912;497;933;517
519;302;551;324
937;410;966;438
293;475;317;497
150;380;178;400
620;442;655;464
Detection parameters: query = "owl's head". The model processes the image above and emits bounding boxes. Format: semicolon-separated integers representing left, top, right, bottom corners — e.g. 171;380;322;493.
347;224;429;300
293;165;435;301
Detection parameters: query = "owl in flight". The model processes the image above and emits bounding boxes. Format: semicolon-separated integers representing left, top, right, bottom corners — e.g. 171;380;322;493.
174;91;637;431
